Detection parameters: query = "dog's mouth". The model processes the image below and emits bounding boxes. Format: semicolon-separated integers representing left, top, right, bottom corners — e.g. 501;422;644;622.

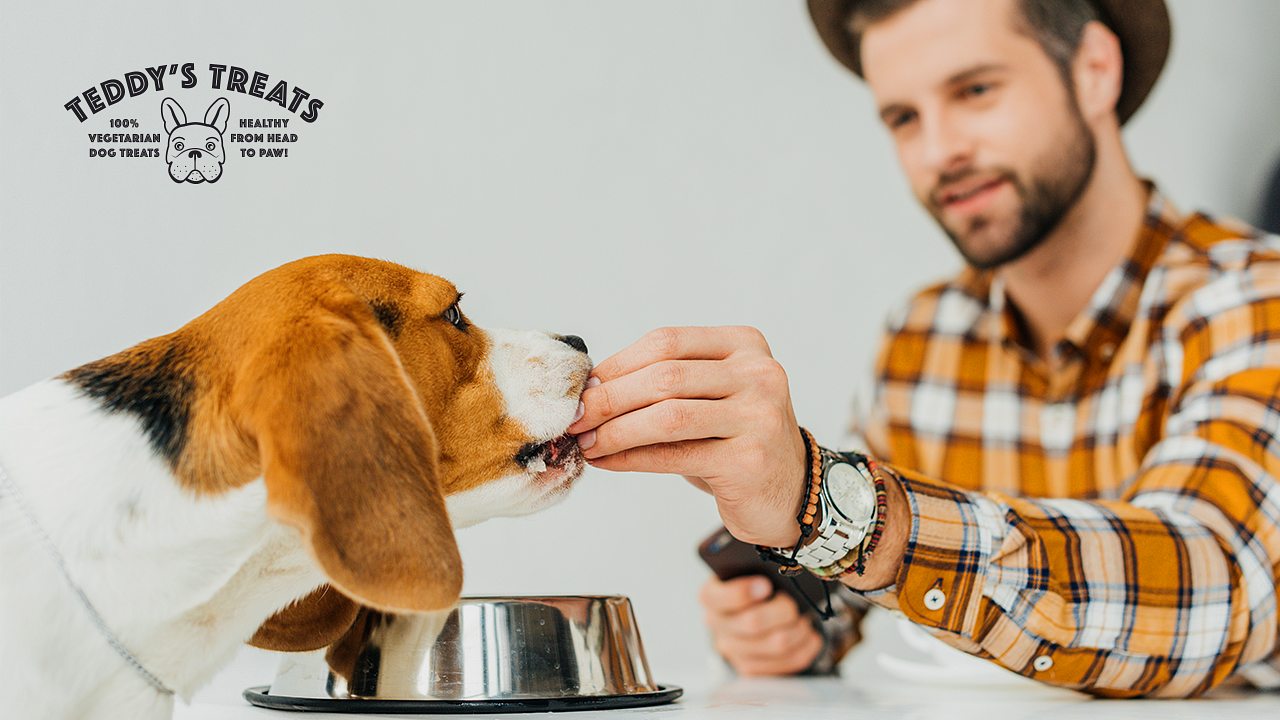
516;432;582;476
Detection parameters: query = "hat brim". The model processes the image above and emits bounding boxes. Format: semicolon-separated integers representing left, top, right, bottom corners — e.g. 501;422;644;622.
806;0;1170;124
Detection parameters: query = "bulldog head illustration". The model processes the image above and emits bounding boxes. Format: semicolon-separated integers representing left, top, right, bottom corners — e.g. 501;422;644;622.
161;97;230;184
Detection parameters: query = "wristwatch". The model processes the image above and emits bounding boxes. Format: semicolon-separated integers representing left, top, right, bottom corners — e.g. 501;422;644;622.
789;449;878;574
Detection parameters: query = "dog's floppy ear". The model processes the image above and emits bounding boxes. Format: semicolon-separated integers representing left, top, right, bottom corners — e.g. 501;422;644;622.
322;607;384;683
161;97;186;134
248;584;360;653
235;286;463;617
204;97;230;135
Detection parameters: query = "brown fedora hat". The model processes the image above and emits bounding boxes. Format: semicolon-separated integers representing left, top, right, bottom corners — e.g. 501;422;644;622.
806;0;1171;124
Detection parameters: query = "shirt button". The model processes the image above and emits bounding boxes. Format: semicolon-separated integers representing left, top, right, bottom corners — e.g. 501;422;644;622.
1044;404;1072;431
1033;655;1054;672
1041;404;1075;450
923;588;946;611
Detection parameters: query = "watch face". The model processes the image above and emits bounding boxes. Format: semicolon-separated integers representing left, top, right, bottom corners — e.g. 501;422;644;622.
825;463;875;523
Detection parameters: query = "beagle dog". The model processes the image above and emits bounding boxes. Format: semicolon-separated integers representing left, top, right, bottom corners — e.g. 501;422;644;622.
0;255;592;720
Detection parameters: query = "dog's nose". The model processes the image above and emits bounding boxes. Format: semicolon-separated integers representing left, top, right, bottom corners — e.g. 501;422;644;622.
558;335;588;354
188;150;203;159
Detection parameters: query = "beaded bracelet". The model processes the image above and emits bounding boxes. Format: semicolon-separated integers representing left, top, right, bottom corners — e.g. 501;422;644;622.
856;458;891;573
782;426;824;571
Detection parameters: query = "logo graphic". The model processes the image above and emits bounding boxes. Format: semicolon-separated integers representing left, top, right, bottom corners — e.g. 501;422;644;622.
67;63;322;185
161;97;230;184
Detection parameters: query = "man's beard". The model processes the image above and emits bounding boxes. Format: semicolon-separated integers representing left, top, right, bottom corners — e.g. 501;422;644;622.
925;106;1097;271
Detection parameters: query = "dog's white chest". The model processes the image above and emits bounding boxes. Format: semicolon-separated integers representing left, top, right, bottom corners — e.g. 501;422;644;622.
0;380;324;716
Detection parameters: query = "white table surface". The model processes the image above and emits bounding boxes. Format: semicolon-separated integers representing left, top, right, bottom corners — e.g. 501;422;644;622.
175;638;1280;720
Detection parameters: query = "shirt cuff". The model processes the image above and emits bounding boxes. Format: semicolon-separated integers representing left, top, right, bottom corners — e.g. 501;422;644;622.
877;465;997;638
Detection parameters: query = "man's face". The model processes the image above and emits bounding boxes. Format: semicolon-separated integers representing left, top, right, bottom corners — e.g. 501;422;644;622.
861;0;1096;270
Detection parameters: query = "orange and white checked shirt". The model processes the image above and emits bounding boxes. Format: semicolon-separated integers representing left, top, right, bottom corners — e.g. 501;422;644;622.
858;188;1280;697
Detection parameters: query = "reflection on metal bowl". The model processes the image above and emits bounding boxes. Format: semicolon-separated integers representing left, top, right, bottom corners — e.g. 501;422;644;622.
247;595;681;713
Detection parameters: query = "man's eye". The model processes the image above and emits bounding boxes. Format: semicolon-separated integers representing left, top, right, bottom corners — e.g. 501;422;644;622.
886;110;916;130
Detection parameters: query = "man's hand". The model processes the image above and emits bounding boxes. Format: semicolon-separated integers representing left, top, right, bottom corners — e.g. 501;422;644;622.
569;326;808;548
700;575;824;675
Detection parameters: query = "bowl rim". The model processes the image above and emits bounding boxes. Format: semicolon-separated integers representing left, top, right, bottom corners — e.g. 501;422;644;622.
243;684;684;713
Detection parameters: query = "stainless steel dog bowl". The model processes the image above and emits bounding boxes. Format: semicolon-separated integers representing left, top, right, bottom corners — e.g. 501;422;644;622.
245;595;681;713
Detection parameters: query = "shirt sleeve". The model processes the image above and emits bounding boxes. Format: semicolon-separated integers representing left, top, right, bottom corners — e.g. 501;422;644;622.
856;258;1280;698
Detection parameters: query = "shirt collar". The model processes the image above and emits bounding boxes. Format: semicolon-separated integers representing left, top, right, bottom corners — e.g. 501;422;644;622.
982;183;1180;366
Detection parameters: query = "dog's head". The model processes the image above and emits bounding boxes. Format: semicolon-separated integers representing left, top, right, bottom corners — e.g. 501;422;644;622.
119;255;590;649
160;97;229;184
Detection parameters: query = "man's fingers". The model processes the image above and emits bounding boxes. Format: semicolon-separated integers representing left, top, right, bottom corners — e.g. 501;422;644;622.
705;591;805;640
709;600;823;675
570;360;739;436
682;475;714;494
579;397;741;462
701;576;805;639
583;437;720;478
718;625;824;676
591;326;772;383
700;575;774;615
699;575;824;676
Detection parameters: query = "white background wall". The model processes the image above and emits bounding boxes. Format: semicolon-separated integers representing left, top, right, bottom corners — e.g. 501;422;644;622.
2;0;1278;686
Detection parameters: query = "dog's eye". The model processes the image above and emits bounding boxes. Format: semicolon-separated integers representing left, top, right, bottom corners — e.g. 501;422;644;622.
206;141;216;152
174;140;184;151
442;302;466;330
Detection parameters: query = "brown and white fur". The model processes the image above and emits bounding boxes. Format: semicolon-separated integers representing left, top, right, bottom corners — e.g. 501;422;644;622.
0;255;592;720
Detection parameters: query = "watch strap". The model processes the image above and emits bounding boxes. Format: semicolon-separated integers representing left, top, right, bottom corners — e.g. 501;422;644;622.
790;449;877;572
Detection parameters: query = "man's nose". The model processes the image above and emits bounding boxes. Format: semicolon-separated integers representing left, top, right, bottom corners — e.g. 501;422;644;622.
919;110;973;175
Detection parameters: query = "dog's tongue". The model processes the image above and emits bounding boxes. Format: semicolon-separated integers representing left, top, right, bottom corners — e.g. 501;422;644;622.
546;433;570;462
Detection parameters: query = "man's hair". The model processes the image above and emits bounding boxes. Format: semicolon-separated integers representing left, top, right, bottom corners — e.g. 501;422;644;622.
847;0;1102;88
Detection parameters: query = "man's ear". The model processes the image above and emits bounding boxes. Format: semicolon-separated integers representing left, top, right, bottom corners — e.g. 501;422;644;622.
233;286;463;614
1072;20;1125;124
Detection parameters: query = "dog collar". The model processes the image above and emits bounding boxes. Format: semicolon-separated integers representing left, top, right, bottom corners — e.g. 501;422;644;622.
0;460;174;696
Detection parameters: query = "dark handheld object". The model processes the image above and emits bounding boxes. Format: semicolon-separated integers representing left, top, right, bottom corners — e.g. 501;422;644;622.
698;526;840;618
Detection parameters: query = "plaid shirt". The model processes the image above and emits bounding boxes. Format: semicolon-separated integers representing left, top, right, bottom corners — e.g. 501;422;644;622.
857;189;1280;697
